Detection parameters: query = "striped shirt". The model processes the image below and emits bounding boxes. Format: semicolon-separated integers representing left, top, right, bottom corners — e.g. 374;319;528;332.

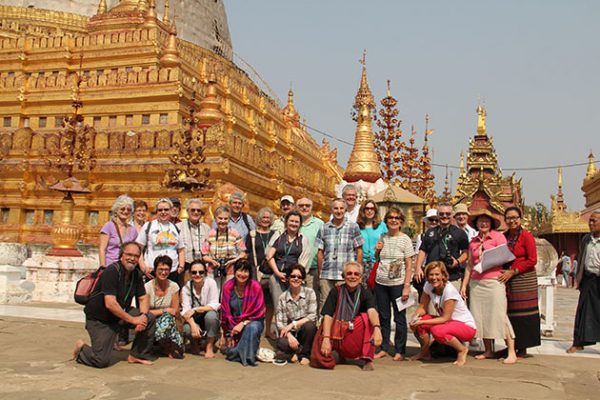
376;233;416;286
275;287;318;331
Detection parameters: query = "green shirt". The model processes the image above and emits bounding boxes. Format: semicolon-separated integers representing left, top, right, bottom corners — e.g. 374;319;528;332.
300;216;324;270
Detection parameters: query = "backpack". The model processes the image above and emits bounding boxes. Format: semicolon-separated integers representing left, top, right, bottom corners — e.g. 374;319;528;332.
74;266;106;305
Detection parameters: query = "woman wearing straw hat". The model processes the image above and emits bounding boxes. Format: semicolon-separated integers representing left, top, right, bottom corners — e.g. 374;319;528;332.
460;209;517;364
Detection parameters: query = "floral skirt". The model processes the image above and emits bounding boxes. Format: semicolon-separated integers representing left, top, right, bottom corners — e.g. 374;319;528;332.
155;313;184;359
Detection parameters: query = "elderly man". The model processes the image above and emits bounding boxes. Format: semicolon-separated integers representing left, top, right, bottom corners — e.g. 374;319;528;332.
453;203;478;241
216;192;255;242
298;197;324;293
74;241;156;368
414;203;469;294
271;195;295;234
137;198;185;283
316;198;364;310
567;210;600;354
313;261;382;371
341;184;360;223
178;198;210;283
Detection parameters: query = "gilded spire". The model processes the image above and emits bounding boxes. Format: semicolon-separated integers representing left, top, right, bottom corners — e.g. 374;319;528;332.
197;73;223;130
160;20;180;68
476;103;487;135
112;0;140;12
344;53;381;183
354;49;375;111
138;0;148;12
163;0;170;24
143;0;158;28
587;151;597;178
97;0;107;14
459;150;465;177
282;86;300;128
555;166;566;212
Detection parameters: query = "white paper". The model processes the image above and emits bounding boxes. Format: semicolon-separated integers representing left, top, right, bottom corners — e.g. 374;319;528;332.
474;244;516;273
395;295;416;312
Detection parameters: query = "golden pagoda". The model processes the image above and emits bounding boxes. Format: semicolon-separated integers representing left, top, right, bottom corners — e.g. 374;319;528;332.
343;51;382;184
0;1;343;245
582;151;600;219
452;104;524;229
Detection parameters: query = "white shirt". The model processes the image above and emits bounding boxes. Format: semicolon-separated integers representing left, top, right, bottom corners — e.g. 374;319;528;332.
423;281;476;329
180;277;220;314
345;206;359;223
584;235;600;275
136;220;185;272
458;223;478;241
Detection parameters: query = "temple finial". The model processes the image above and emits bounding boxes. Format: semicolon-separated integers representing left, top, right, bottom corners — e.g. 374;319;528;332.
386;79;391;97
354;49;375;111
160;18;179;67
282;85;300;127
163;0;170;24
459;150;465;177
587;151;597;178
97;0;107;14
476;102;487;135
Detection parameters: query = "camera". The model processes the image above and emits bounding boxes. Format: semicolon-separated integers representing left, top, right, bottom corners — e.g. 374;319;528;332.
444;255;455;269
214;258;228;277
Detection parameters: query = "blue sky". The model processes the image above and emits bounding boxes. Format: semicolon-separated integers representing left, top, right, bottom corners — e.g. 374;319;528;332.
226;1;599;210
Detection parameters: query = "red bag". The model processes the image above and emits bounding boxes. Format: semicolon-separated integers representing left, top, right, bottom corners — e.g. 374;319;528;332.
74;266;105;305
309;325;336;369
367;261;379;290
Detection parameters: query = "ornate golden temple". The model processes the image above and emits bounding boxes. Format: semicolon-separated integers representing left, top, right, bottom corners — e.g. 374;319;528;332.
452;105;524;229
0;1;343;245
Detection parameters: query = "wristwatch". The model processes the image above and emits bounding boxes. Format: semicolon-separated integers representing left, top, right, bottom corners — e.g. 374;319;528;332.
242;320;249;327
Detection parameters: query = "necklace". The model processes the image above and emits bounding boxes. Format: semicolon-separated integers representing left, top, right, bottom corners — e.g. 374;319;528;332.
234;284;245;298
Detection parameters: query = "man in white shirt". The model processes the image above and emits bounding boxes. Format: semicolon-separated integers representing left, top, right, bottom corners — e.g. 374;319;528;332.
342;184;359;223
453;203;478;241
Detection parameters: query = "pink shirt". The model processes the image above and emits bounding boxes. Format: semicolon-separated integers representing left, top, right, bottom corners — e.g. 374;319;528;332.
469;230;507;280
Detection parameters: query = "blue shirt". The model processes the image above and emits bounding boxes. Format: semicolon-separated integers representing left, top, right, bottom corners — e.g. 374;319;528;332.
212;212;256;242
360;223;388;263
316;220;364;280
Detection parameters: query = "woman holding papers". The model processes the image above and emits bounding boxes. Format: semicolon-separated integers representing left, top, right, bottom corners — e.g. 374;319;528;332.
460;209;517;364
499;206;540;356
410;261;477;366
373;206;415;361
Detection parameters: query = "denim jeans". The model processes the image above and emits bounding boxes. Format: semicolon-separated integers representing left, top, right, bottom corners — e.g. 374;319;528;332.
374;282;407;355
225;320;264;366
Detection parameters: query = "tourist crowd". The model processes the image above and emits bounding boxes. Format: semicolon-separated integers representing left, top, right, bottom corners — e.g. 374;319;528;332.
73;186;600;370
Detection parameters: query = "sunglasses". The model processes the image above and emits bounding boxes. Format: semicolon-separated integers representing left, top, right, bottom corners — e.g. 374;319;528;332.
364;207;377;211
189;208;203;213
438;213;452;217
156;269;170;274
289;274;303;280
157;208;170;212
387;216;402;221
297;204;311;208
345;271;361;277
191;270;206;276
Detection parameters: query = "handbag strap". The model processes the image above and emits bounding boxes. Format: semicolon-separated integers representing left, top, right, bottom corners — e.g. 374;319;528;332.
250;230;258;268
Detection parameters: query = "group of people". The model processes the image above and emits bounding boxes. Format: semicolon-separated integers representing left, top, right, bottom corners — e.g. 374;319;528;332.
73;186;600;369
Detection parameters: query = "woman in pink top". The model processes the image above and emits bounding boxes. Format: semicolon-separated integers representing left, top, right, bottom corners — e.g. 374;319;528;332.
460;209;517;364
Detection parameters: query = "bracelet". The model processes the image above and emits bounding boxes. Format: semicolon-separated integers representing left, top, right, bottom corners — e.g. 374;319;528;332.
322;335;330;338
373;325;381;328
292;320;298;329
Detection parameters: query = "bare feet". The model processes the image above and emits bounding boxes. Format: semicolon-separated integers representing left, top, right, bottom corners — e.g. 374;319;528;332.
393;353;404;361
290;354;299;363
205;349;215;359
362;361;374;371
127;355;153;365
474;352;494;360
374;350;388;359
410;351;432;361
453;349;468;366
502;355;517;365
299;358;310;366
73;339;84;360
566;346;583;354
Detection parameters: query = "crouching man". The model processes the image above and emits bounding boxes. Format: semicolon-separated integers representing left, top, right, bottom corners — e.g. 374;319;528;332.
74;241;156;367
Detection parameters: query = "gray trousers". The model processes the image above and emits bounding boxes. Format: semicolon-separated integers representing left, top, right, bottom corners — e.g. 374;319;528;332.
77;308;156;368
183;310;220;338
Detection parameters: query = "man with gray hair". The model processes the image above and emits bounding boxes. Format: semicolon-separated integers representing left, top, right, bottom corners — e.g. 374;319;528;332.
297;197;324;293
567;210;600;354
342;184;360;223
271;195;295;234
316;198;364;310
212;192;256;242
178;198;210;284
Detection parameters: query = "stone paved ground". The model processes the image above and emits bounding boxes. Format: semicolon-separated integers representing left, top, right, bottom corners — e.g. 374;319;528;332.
0;285;598;400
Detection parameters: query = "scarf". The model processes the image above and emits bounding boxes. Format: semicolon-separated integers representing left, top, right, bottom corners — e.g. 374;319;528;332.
336;284;361;322
220;278;265;332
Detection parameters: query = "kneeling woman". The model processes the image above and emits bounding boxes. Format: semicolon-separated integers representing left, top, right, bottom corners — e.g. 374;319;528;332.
275;264;318;365
410;261;477;366
145;255;184;358
220;260;265;366
312;261;383;371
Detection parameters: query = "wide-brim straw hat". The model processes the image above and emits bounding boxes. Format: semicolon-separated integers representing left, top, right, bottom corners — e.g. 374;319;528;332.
468;208;502;230
453;203;470;216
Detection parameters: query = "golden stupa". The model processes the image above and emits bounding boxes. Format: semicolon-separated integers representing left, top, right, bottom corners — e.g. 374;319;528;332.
0;1;343;245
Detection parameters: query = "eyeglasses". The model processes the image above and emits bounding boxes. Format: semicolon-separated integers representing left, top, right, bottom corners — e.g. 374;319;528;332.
191;270;206;276
157;208;170;212
438;213;452;217
119;207;132;212
157;269;170;274
429;218;439;223
345;271;361;277
289;274;303;280
297;204;311;208
387;216;402;220
505;216;520;221
189;208;203;213
364;207;377;211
